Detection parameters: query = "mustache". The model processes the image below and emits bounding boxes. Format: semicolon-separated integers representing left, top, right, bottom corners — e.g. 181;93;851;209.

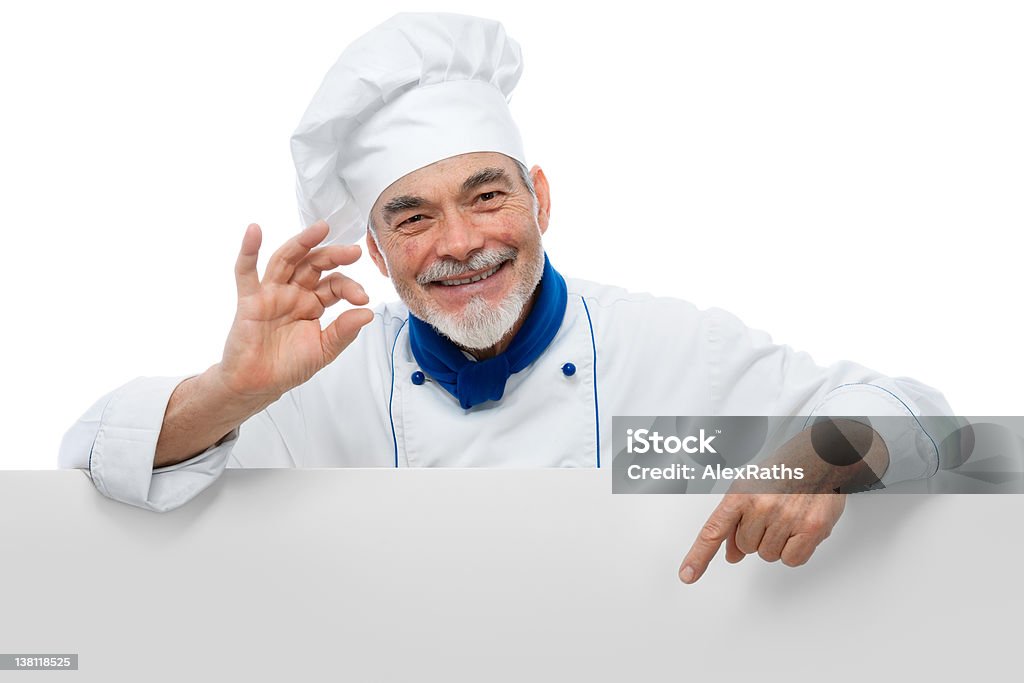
417;247;518;284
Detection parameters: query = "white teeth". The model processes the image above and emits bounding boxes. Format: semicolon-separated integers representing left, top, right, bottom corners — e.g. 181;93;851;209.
438;263;501;286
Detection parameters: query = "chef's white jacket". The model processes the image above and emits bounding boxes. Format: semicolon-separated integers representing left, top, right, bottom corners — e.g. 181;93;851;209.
58;278;955;512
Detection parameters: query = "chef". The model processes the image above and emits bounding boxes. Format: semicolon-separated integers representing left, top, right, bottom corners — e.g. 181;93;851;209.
58;12;955;584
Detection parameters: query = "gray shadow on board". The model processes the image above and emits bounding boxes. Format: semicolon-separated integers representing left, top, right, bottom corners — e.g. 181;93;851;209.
742;492;937;602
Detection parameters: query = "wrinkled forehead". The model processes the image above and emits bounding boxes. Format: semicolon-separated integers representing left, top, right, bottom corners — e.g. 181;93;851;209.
372;152;520;216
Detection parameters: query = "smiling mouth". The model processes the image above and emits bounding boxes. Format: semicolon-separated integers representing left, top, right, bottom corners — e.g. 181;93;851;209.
433;260;508;287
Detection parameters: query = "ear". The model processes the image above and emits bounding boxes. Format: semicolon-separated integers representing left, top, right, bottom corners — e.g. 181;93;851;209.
530;165;551;235
365;226;390;278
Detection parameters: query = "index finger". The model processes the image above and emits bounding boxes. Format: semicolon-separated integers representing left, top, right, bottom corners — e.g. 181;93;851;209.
264;219;331;284
679;496;744;584
290;243;364;289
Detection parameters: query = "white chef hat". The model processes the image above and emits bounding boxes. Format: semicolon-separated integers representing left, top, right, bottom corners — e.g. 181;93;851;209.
290;12;527;245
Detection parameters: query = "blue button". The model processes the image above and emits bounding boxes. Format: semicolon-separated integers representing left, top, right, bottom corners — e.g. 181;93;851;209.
411;371;425;385
561;362;576;377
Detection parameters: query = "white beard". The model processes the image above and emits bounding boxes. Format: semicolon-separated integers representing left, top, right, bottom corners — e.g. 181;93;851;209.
411;248;545;351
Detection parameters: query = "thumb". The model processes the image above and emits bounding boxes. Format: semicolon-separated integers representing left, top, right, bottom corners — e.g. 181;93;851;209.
321;308;375;363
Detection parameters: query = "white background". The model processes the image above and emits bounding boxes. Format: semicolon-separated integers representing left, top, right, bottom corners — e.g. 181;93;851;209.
1;1;1020;469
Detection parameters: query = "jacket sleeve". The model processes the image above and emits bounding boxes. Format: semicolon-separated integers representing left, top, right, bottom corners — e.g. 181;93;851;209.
706;307;962;486
58;375;300;512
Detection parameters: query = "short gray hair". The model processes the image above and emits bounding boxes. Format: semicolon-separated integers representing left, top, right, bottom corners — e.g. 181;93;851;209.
513;158;536;197
368;158;535;238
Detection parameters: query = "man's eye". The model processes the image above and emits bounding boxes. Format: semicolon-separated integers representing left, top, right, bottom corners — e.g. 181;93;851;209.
400;214;424;226
479;191;500;202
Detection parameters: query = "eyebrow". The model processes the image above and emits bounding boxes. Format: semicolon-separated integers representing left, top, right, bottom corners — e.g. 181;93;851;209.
380;167;515;225
461;167;514;193
381;195;426;224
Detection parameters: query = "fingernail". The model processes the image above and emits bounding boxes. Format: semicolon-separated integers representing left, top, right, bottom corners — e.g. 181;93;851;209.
680;566;696;584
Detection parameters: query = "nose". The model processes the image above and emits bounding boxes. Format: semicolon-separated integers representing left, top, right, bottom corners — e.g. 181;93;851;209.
435;210;485;262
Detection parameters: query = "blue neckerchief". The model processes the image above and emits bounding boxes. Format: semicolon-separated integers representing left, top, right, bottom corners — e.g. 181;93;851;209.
408;253;567;410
